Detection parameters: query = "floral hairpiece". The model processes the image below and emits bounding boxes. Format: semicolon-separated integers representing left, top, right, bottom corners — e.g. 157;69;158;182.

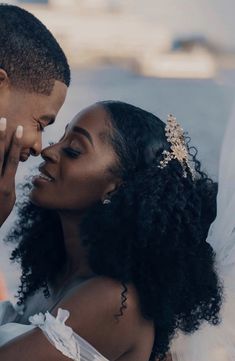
158;114;195;179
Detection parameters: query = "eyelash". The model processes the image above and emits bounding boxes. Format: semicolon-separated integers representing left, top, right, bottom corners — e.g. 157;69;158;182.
62;147;82;158
49;139;82;159
37;121;45;132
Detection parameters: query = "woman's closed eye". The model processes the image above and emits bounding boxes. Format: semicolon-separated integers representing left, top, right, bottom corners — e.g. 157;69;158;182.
62;147;82;158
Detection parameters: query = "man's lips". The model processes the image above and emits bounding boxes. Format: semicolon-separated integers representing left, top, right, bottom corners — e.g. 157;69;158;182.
20;153;30;162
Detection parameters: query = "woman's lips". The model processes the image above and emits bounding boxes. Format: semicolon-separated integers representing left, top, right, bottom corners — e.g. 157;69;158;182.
32;168;55;186
38;166;55;181
32;165;55;186
32;174;54;186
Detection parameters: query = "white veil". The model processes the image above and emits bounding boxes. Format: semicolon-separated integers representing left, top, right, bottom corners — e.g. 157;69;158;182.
170;105;235;361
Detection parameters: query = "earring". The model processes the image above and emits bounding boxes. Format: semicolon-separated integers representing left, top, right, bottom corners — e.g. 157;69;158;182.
103;199;111;205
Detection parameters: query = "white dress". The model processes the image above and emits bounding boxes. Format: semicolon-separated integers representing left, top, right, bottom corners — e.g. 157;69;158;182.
170;105;235;360
0;300;108;361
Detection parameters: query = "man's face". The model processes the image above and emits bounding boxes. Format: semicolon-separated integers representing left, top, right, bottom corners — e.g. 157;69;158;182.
0;80;67;161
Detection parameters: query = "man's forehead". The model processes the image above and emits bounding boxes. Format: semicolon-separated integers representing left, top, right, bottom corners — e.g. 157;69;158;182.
51;80;67;103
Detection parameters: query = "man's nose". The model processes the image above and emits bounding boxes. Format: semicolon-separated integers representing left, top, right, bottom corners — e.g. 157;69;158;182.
30;135;42;156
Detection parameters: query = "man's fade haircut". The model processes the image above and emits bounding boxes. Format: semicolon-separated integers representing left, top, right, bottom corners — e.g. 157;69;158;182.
0;4;70;94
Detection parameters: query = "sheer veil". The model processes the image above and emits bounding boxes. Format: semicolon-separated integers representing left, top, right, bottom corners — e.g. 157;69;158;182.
170;104;235;361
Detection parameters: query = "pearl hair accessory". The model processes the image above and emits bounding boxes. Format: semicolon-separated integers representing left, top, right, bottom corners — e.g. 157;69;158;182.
158;114;195;179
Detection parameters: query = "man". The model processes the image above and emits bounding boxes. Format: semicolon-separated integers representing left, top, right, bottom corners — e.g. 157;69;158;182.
0;4;70;226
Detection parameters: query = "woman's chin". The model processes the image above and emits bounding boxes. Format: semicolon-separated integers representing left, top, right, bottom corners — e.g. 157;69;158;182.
29;189;53;209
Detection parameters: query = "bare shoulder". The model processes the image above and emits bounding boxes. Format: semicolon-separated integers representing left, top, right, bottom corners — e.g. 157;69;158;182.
57;276;144;325
0;276;154;361
56;276;154;359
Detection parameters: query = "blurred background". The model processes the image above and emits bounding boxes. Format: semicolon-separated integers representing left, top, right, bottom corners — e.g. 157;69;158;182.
1;0;235;301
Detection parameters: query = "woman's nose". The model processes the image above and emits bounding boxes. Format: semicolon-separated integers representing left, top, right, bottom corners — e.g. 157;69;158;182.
41;143;59;163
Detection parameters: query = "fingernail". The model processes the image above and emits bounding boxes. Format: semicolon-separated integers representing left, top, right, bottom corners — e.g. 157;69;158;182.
16;125;23;139
0;117;7;131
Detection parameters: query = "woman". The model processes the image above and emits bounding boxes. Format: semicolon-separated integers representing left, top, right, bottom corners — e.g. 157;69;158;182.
0;101;221;361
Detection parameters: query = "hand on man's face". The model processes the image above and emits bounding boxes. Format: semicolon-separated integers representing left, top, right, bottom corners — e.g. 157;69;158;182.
0;118;23;226
2;81;67;161
0;80;67;226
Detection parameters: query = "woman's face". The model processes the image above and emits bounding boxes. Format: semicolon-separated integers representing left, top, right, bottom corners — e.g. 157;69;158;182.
30;104;119;211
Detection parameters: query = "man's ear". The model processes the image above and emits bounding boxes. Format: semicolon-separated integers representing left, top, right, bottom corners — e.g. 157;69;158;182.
0;68;10;88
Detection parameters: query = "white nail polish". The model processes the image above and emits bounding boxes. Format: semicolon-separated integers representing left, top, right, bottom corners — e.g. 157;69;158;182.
0;117;7;131
16;125;23;139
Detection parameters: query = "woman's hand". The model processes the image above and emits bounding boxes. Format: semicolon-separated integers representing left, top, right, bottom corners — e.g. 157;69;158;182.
0;119;23;227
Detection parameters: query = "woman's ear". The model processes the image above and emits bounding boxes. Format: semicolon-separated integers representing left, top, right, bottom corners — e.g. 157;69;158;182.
102;179;122;203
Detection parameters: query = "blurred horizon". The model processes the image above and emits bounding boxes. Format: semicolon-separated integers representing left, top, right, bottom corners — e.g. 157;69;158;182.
7;0;235;51
2;0;233;81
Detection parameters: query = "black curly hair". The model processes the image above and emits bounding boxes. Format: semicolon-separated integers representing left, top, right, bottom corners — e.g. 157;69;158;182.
6;101;222;360
0;4;70;94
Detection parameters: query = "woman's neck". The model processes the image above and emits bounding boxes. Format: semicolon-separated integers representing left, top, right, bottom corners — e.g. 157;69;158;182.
58;212;94;280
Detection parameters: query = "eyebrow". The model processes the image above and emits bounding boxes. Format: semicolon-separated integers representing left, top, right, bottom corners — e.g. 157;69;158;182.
40;115;56;125
71;126;94;147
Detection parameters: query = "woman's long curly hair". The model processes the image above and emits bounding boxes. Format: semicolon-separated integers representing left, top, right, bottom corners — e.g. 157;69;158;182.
6;101;222;360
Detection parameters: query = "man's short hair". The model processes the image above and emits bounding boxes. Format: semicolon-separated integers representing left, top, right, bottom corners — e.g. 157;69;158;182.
0;4;70;94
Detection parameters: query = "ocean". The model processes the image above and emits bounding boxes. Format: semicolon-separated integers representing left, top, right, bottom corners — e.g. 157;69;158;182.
1;65;235;300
